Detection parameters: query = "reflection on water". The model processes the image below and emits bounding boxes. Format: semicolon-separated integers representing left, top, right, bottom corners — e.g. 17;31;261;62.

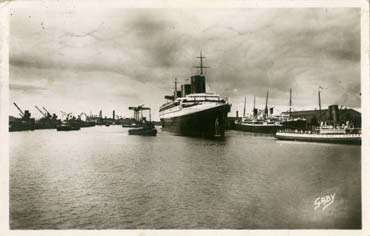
10;126;361;229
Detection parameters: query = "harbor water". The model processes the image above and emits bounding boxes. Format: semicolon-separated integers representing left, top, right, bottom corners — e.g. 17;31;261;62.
10;126;361;229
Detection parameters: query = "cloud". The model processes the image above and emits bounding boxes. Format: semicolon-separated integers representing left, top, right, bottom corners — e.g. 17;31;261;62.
9;8;361;119
10;83;46;92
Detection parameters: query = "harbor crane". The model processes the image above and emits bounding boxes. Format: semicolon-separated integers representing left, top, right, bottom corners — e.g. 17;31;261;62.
13;102;32;119
42;106;51;116
13;102;25;118
129;104;152;122
35;105;47;117
60;110;72;120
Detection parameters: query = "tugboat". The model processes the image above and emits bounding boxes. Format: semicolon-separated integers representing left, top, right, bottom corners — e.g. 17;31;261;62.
234;92;282;133
128;119;157;136
128;107;157;136
159;52;231;137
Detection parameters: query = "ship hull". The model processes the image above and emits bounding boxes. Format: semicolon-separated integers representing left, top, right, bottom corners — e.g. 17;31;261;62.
9;120;35;132
34;121;60;130
275;132;361;145
160;104;230;137
234;123;281;134
128;128;157;136
56;126;80;131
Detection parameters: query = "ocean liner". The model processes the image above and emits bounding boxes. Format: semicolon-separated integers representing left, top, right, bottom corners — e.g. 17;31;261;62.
159;52;231;137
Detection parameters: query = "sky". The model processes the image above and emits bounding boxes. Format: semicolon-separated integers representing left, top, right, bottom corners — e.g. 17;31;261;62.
9;7;361;120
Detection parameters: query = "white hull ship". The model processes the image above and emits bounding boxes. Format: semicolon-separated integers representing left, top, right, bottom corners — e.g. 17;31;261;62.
276;104;361;145
276;124;361;145
159;53;231;137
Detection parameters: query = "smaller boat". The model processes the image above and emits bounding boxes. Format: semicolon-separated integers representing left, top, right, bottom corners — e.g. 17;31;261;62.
128;122;157;136
56;121;80;131
234;93;282;133
235;118;282;133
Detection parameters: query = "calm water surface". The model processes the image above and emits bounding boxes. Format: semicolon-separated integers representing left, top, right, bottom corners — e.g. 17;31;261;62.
10;126;361;229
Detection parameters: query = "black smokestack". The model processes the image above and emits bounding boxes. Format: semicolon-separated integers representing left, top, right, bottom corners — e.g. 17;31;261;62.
191;75;206;93
181;84;192;97
253;108;258;118
329;105;339;127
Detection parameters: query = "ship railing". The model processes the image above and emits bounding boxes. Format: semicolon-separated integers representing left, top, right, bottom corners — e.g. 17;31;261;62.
183;97;226;103
278;127;362;135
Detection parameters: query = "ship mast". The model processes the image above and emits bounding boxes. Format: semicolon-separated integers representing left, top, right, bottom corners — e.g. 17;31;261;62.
174;78;178;99
243;96;246;117
253;96;256;119
289;88;292;119
194;51;208;75
264;91;269;119
318;89;322;122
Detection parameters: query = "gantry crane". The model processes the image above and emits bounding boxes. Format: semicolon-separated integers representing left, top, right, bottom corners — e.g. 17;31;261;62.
128;104;152;122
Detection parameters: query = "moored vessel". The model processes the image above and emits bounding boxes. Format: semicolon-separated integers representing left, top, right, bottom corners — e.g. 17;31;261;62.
276;123;361;145
34;106;61;129
159;52;231;137
276;92;361;145
234;92;282;133
9;103;35;132
128;120;157;136
56;119;80;131
235;119;282;133
280;89;307;130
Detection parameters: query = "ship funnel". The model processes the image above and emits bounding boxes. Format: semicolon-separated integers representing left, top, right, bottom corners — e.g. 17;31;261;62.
269;107;274;115
253;108;258;118
181;84;192;97
328;105;339;127
191;75;206;94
